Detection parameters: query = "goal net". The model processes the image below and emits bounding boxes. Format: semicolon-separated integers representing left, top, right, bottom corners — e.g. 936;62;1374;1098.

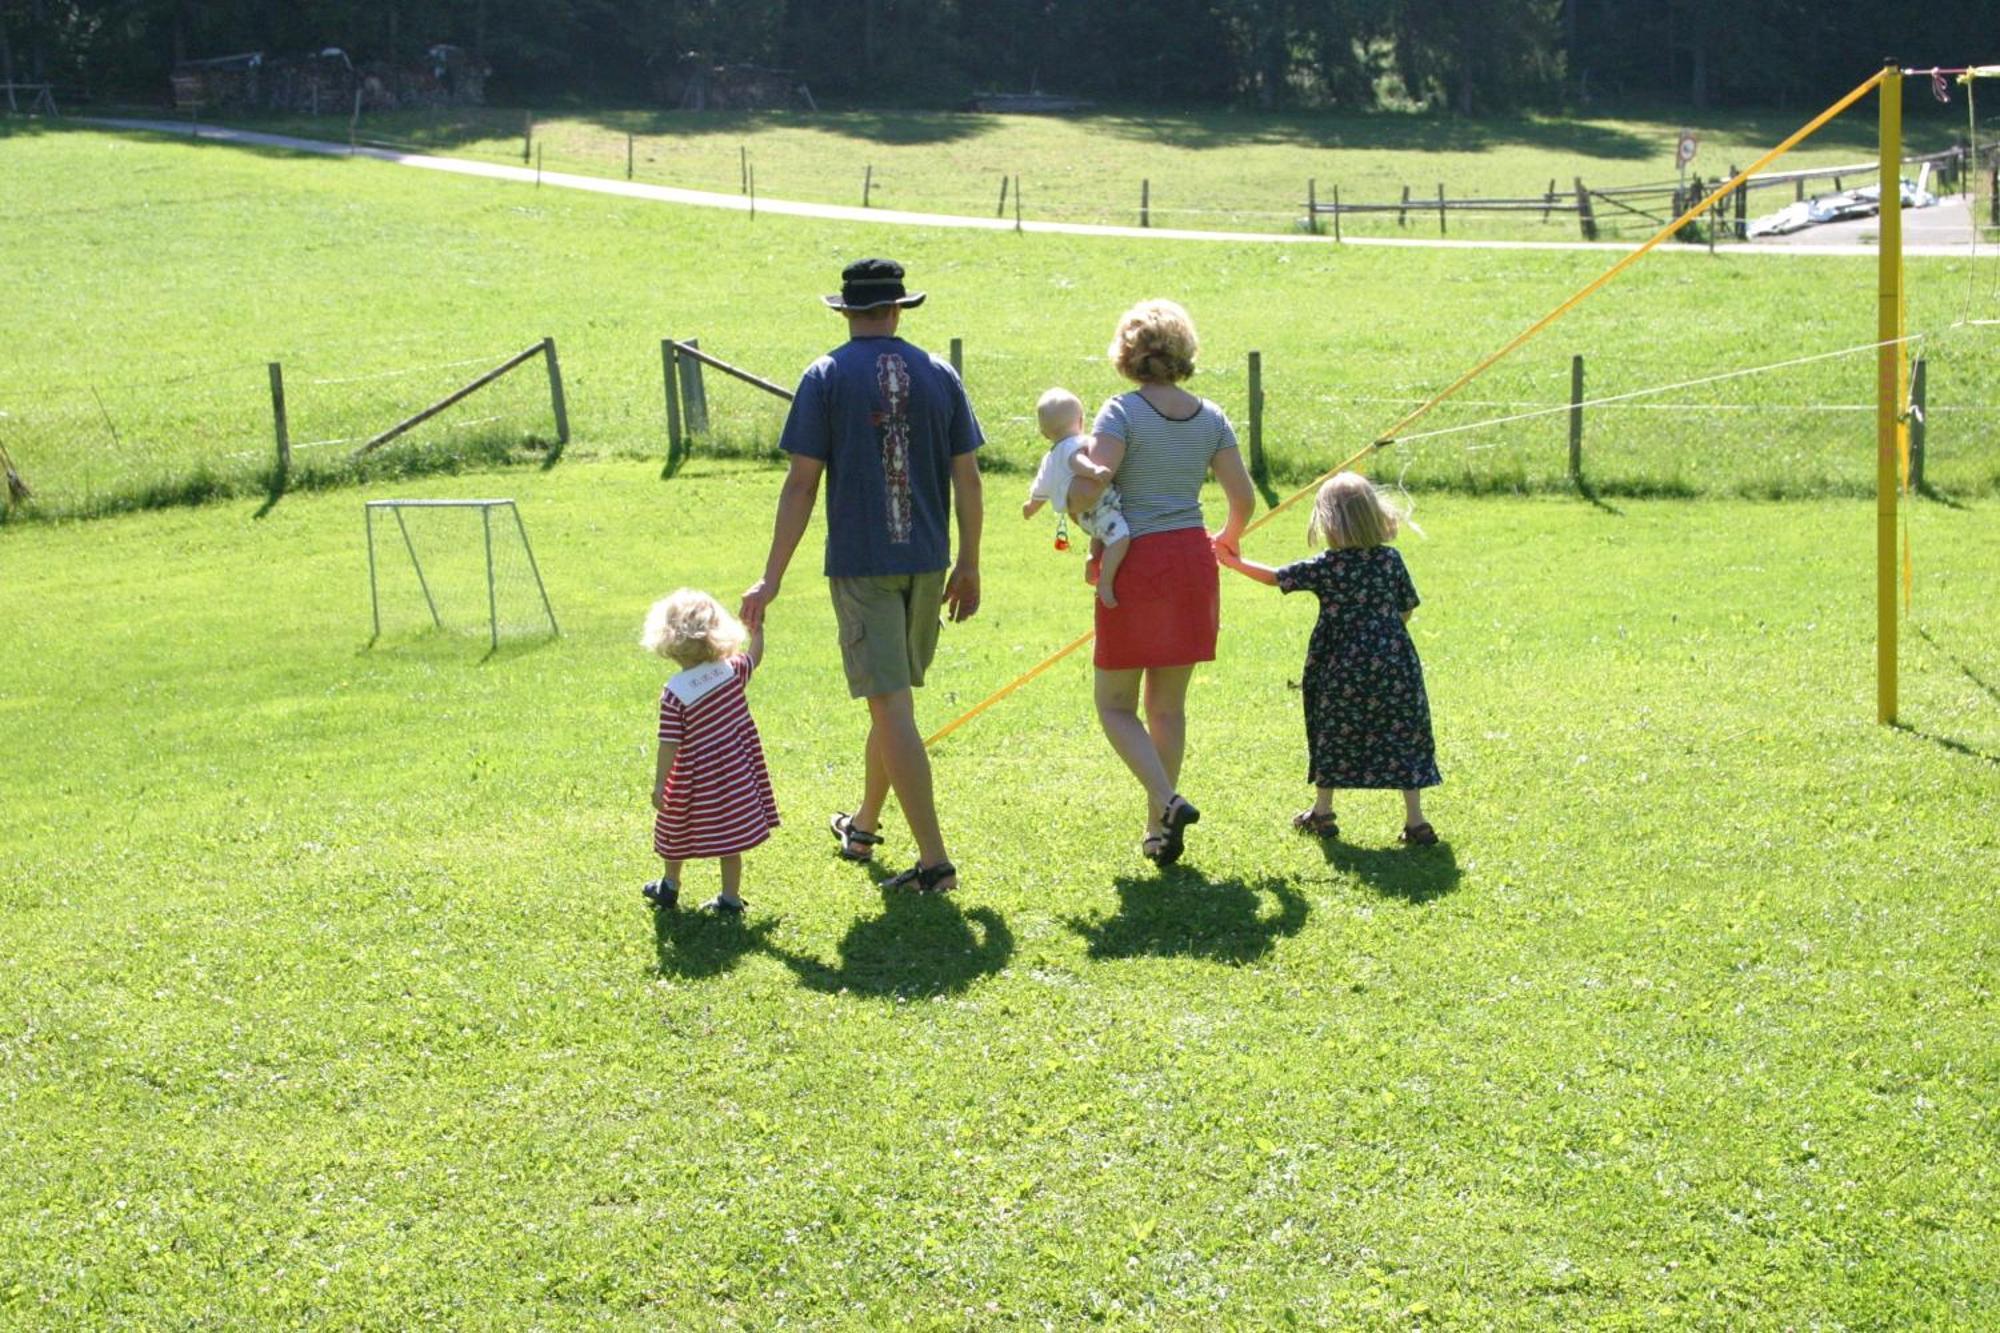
365;499;558;647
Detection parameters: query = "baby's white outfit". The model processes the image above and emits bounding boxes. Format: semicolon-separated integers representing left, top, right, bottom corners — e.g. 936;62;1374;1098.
1027;434;1131;545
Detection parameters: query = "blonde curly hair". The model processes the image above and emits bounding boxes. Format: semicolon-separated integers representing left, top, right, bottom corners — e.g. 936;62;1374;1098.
640;588;747;667
1308;472;1414;549
1107;298;1199;384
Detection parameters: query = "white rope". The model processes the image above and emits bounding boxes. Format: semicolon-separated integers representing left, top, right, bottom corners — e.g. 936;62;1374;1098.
1386;333;1927;446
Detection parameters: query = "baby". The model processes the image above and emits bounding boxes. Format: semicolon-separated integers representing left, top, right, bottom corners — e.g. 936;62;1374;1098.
1022;387;1131;607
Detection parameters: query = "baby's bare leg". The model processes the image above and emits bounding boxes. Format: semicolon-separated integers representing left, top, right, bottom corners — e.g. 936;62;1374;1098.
1096;536;1130;608
1084;535;1104;586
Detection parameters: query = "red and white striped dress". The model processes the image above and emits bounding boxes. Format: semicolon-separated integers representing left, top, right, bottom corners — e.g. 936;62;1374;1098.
653;653;780;860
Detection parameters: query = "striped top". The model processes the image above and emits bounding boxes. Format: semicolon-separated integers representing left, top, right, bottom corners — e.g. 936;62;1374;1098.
653;653;780;860
1092;391;1239;539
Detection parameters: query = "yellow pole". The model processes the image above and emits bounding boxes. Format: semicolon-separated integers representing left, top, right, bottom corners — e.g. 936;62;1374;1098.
1877;63;1902;724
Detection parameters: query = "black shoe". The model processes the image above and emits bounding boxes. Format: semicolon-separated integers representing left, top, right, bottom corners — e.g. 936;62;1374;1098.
642;879;679;910
1157;795;1200;865
701;894;747;915
884;859;957;893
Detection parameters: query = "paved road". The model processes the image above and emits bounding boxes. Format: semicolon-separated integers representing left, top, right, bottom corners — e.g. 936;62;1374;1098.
81;117;1988;258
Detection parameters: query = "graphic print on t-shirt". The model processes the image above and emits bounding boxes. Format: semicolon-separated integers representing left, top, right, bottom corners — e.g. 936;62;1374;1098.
871;353;914;544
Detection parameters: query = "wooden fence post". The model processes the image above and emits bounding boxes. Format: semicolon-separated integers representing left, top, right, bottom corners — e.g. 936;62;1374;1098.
949;337;963;378
1398;184;1410;227
542;337;569;446
863;163;873;207
996;175;1009;217
1247;351;1266;481
1437;182;1446;235
1141;179;1150;228
1307;179;1318;234
626;132;634;180
1543;178;1556;222
1733;166;1747;239
1574;177;1597;241
268;361;290;481
677;338;710;435
662;339;683;464
740;145;748;194
1332;184;1341;242
1568;354;1585;480
1908;356;1926;490
523;111;532;163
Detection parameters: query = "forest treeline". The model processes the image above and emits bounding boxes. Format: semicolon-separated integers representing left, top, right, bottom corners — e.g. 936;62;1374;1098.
2;1;1991;113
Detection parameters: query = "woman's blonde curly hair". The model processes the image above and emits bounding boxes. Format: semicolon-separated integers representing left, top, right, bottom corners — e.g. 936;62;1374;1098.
640;588;747;667
1108;298;1199;384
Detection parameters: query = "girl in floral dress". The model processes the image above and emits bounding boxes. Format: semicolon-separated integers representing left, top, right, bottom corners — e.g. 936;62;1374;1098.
1217;472;1442;845
639;589;781;913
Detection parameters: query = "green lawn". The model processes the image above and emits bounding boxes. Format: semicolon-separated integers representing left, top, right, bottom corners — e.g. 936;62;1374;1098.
208;96;1984;242
4;122;1998;525
2;458;1996;1324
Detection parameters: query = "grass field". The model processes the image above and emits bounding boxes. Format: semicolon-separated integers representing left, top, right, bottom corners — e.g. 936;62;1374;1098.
4;122;1998;525
3;458;1996;1324
214;97;1985;242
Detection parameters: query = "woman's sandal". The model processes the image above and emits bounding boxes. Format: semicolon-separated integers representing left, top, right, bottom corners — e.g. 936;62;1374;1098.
1140;834;1168;862
1292;810;1340;839
1154;795;1201;866
886;859;957;894
829;812;884;862
1400;822;1439;847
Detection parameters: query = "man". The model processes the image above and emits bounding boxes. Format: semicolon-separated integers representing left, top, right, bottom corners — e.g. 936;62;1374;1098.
739;258;983;893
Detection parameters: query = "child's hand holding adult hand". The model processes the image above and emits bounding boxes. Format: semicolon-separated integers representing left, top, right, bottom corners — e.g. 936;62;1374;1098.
1211;530;1244;566
739;578;778;631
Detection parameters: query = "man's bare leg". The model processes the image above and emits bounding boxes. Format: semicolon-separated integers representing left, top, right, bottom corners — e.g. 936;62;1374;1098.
866;689;953;881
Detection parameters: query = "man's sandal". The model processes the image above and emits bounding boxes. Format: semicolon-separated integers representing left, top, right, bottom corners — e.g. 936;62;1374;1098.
1400;822;1439;847
829;812;884;862
1292;810;1340;839
885;859;957;893
1155;795;1201;866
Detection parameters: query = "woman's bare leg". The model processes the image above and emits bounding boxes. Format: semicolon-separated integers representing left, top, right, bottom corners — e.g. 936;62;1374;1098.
1096;667;1174;836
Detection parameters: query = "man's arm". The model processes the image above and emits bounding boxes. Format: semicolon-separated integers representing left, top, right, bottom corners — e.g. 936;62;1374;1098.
739;453;825;632
944;450;982;623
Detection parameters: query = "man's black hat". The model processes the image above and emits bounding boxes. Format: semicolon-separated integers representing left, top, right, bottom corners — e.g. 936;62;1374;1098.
822;257;927;312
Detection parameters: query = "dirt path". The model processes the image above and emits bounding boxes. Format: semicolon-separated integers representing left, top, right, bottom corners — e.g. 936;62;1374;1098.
81;117;1987;259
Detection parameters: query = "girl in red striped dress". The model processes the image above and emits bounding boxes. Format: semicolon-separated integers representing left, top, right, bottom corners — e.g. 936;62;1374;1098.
639;589;780;915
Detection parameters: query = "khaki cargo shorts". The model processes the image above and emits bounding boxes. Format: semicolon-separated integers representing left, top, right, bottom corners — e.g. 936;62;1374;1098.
829;570;947;699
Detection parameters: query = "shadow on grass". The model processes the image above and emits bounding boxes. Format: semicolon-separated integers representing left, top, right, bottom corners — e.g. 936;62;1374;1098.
1319;838;1461;904
652;900;782;981
1065;868;1308;964
1892;724;2000;767
1574;475;1624;516
1913;625;2000;708
761;868;1014;999
1915;480;1972;512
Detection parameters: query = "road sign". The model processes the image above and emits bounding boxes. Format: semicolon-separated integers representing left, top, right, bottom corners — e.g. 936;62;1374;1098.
1677;131;1699;168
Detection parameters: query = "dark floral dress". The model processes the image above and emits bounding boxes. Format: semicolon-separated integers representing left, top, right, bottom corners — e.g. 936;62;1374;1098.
1275;546;1441;791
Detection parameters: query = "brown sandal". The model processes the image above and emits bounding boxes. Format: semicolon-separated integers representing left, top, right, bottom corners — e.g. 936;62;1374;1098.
1400;822;1439;846
1292;810;1339;839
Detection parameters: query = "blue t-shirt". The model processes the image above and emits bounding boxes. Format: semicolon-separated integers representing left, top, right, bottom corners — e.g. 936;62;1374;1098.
778;336;983;579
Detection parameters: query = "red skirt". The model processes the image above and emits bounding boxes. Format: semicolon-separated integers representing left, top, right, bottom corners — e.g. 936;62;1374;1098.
1095;526;1220;670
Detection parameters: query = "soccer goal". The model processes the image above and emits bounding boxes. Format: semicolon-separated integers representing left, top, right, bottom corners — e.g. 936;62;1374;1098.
365;499;558;648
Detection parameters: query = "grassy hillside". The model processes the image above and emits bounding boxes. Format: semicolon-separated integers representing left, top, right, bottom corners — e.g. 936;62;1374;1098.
4;122;1997;525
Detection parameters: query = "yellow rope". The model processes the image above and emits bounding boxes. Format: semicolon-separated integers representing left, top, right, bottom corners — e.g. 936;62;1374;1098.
922;68;1890;750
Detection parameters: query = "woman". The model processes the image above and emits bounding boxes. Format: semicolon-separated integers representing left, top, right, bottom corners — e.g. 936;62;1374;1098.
1078;299;1255;864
